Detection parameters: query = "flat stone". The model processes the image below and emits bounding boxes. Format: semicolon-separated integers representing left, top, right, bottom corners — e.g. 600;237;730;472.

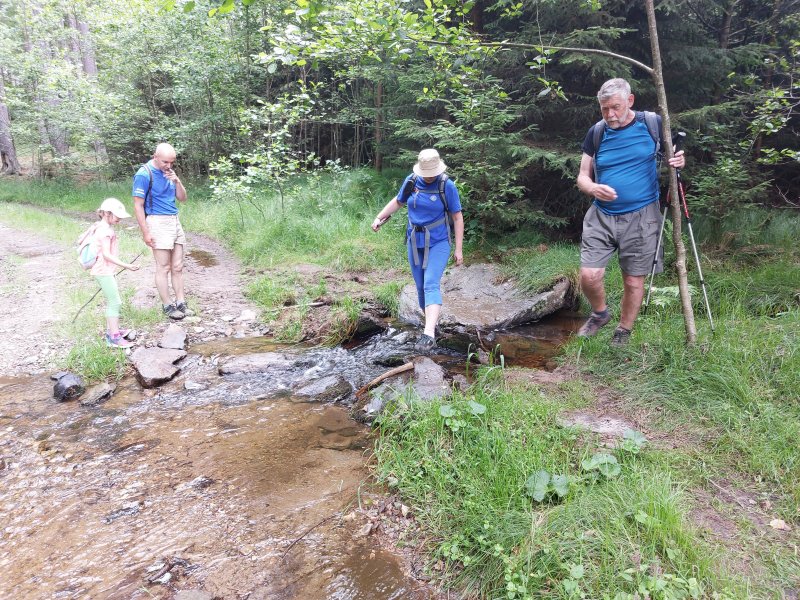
293;375;353;403
399;263;572;330
218;352;298;375
557;411;636;440
79;382;116;407
410;356;451;401
131;347;187;388
159;324;187;350
184;380;208;391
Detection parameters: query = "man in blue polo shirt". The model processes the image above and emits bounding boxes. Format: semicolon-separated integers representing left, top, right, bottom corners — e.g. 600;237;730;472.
575;78;685;347
132;143;190;320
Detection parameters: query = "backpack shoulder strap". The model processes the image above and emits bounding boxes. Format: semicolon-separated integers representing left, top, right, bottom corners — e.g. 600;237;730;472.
142;162;154;216
642;111;660;146
438;173;449;213
591;120;605;182
400;173;417;203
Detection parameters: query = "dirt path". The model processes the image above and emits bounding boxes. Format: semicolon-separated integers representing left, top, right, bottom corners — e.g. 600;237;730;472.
0;217;264;376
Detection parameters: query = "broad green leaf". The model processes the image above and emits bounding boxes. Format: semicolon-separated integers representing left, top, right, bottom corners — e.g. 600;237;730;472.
267;63;277;74
439;404;456;418
597;461;621;478
468;400;486;415
623;429;647;447
569;564;584;579
551;474;569;498
525;470;550;502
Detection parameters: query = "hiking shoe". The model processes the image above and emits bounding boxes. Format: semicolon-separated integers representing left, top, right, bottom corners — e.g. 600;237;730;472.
163;303;185;320
576;311;612;337
610;327;632;348
175;301;195;317
106;333;133;349
415;334;436;354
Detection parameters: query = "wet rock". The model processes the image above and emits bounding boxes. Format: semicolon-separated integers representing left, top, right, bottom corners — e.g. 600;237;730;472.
410;357;451;401
79;382;116;407
103;501;141;523
218;352;297;375
131;347;187;388
159;324;187;350
354;312;384;337
174;591;213;600
399;263;572;330
176;476;214;492
53;373;85;402
50;371;70;380
293;375;353;403
351;381;402;425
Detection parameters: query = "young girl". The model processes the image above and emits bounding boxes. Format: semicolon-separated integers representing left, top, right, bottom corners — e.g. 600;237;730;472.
90;197;140;348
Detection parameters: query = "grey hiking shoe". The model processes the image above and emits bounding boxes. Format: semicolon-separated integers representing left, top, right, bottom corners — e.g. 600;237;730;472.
415;334;435;354
577;311;612;337
175;301;195;317
163;303;185;320
610;327;632;347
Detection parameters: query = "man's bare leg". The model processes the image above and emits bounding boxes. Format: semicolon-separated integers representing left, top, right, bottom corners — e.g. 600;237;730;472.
153;249;173;305
171;243;185;303
580;267;607;312
619;273;645;331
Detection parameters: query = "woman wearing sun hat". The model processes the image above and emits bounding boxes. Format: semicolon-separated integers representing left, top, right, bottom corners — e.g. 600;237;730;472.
372;148;464;353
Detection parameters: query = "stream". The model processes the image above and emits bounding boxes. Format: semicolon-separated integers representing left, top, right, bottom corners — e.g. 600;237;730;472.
0;312;583;599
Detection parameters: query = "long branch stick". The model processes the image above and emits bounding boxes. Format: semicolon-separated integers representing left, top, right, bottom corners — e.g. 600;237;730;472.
354;362;414;400
72;252;144;323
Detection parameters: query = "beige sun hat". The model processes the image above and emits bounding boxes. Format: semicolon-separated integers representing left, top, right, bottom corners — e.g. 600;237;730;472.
413;148;447;177
99;197;132;219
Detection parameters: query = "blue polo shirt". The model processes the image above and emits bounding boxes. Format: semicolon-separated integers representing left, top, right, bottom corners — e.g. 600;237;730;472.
132;161;178;215
396;174;462;246
582;111;660;215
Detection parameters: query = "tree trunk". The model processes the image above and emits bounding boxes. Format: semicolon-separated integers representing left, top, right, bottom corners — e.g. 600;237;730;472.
374;81;383;172
645;0;698;343
71;13;108;162
0;70;22;175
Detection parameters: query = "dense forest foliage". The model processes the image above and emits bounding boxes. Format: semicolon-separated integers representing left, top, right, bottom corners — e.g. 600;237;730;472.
0;0;797;233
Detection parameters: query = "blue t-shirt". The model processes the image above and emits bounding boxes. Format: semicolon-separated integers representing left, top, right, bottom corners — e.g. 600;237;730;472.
581;112;660;215
132;161;178;215
396;174;462;246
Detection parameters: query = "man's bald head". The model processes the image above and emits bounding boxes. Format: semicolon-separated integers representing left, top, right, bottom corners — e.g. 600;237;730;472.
152;143;177;172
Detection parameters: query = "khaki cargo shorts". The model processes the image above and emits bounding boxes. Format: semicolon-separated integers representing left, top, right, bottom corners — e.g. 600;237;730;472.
146;215;186;250
580;201;663;276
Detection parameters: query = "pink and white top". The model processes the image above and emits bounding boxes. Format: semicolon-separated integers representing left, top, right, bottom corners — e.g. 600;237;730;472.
90;221;119;277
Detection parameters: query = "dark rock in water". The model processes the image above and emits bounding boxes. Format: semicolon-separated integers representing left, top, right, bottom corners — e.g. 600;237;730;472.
293;375;353;403
79;382;116;407
218;352;298;375
50;371;70;381
399;263;572;330
159;323;187;350
354;311;385;337
53;373;85;402
131;347;187;388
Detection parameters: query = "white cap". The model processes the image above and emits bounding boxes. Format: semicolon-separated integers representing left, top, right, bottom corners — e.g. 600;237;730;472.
99;197;131;219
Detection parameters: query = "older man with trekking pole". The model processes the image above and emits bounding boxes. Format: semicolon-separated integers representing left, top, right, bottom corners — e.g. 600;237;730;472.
575;78;685;347
132;143;191;320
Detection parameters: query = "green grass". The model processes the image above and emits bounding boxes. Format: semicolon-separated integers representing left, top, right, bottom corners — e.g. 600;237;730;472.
374;280;405;318
501;242;581;296
373;369;737;598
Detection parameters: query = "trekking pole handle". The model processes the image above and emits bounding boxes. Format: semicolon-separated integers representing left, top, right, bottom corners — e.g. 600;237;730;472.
673;131;686;154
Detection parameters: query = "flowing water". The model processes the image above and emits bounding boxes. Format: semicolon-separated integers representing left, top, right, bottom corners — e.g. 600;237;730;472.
0;312;582;599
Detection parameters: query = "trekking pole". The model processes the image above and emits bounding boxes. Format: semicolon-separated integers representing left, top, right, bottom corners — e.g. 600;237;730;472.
72;252;144;323
675;149;715;332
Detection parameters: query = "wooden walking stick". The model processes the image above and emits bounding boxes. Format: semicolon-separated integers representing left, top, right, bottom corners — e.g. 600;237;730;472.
72;252;144;323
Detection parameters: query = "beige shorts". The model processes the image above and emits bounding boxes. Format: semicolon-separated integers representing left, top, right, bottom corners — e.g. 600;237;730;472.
146;215;186;250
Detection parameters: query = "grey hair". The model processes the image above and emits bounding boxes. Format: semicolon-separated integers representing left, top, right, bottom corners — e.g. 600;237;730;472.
597;78;631;102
